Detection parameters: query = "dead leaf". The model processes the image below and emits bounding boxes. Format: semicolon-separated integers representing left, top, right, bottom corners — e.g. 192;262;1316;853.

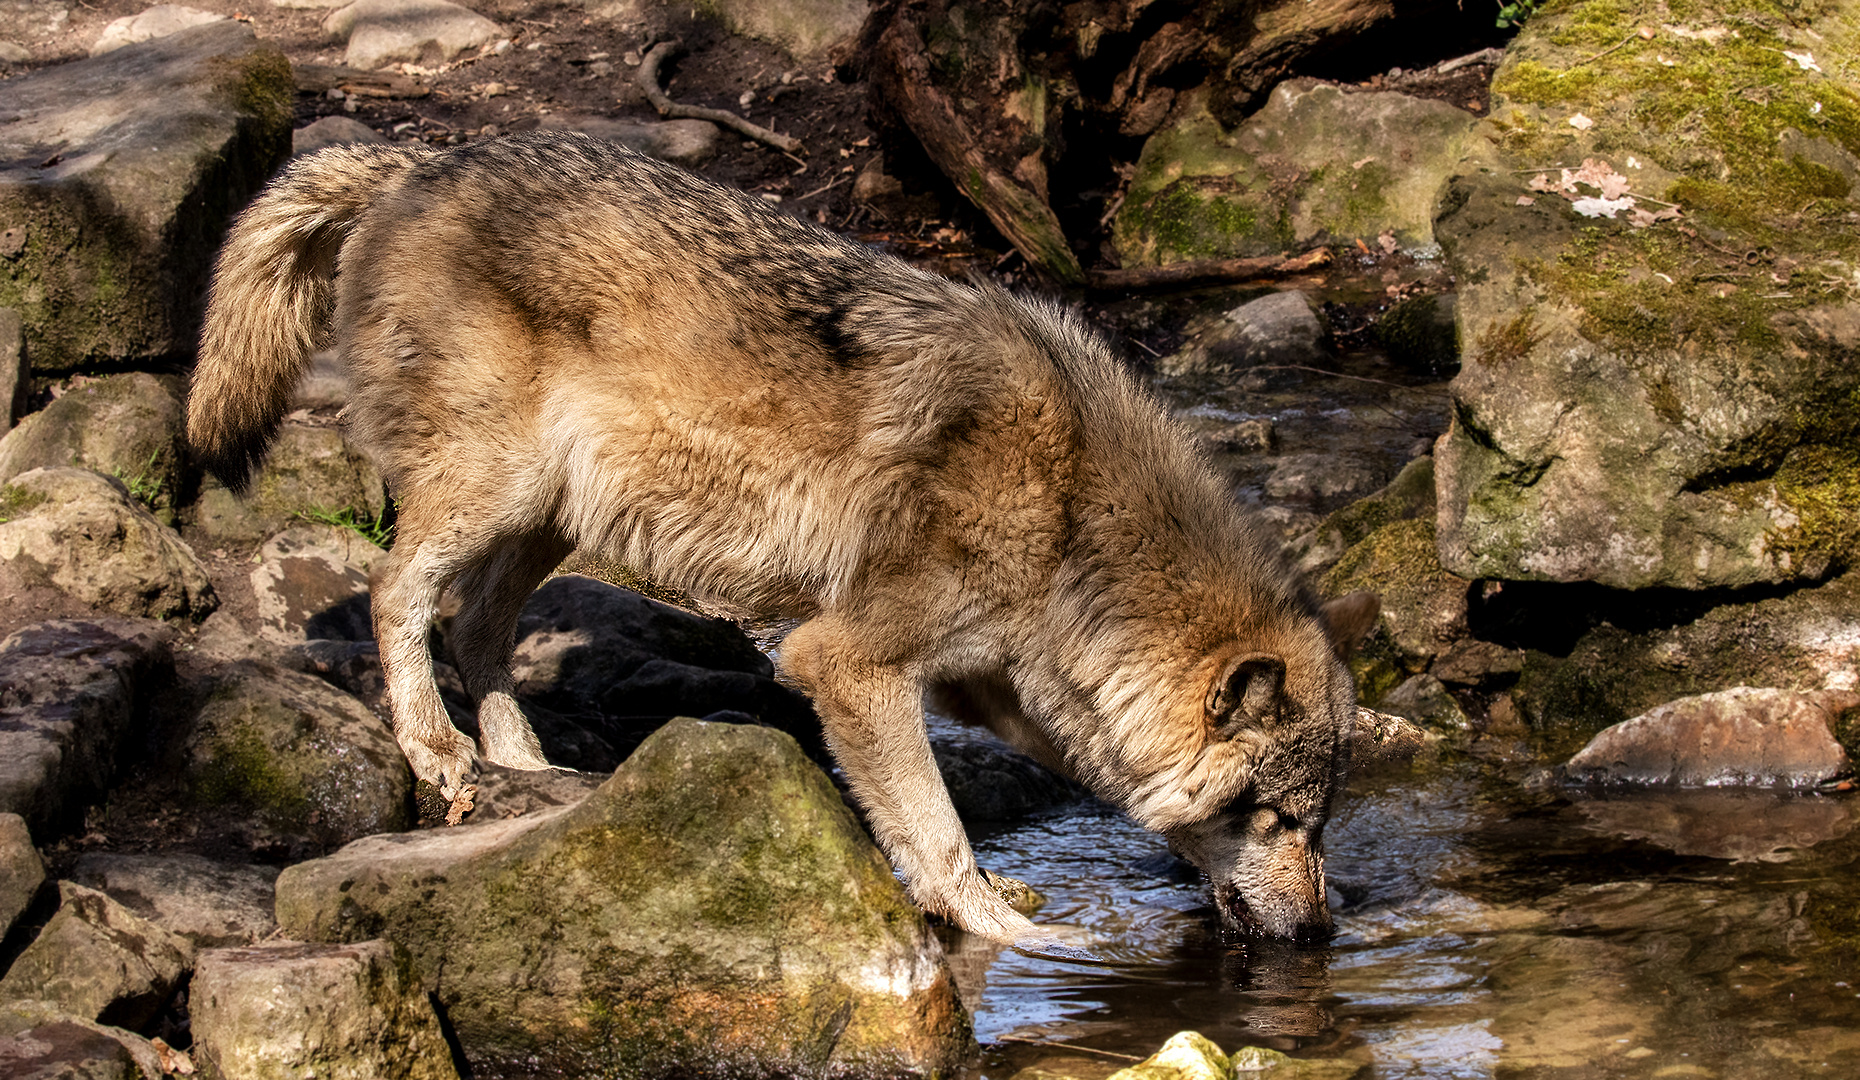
1377;230;1398;253
1783;49;1821;73
1529;173;1559;193
1572;195;1637;218
151;1038;195;1076
1568;112;1595;131
1517;195;1536;206
1351;156;1376;170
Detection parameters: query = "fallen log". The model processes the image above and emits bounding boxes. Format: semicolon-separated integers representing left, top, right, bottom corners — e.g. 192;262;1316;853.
1085;248;1333;292
292;63;429;99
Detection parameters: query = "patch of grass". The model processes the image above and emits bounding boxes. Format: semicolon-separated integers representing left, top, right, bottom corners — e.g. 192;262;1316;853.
297;505;394;548
112;450;167;511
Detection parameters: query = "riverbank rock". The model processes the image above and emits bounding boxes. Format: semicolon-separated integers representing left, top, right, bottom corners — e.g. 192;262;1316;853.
0;882;191;1029
1290;455;1436;577
0;21;292;371
1321;516;1471;703
0;372;185;520
275;717;972;1078
177;660;412;850
251;524;385;646
509;574;824;761
191;940;460;1080
0;618;176;836
1156;291;1329;378
1505;567;1860;753
535;115;721;167
0;467;216;620
2;310;24;430
70;852;279;948
1571;788;1858;863
1564;687;1857;789
1433;1;1860;590
1373;292;1460;376
1114;80;1479;267
188;415;387;546
688;0;866;57
0;813;44;937
323;0;503;70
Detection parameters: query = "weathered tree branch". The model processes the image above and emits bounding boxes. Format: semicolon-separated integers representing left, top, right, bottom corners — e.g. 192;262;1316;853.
1085;248;1333;292
637;41;803;156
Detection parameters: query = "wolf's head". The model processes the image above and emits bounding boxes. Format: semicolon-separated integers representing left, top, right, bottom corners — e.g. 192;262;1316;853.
1150;591;1381;940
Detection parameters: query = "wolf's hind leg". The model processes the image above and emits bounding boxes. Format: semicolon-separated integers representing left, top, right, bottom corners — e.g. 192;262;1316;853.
781;615;1039;944
445;532;574;770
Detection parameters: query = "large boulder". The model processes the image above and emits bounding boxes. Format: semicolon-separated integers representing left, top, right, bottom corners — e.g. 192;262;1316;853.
0;618;176;836
0;467;217;620
176;660;412;850
1433;2;1860;589
0;372;185;519
0;881;191;1030
1115;80;1479;267
0;21;293;371
1564;687;1856;788
1321;516;1472;703
1155;290;1330;378
90;4;226;55
692;0;867;58
274;717;972;1078
191;940;460;1080
508;574;824;761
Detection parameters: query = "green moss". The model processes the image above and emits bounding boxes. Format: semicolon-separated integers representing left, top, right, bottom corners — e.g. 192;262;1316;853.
194;717;307;822
1469;308;1546;367
0;483;47;523
1767;444;1860;571
1125;181;1268;263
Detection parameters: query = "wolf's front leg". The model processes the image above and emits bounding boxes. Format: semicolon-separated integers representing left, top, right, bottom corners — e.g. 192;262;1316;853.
781;617;1039;943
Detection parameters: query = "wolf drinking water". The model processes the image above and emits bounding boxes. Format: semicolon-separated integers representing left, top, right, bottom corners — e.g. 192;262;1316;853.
188;131;1380;946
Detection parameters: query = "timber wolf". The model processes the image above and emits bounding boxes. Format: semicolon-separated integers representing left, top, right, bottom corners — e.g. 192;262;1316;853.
188;131;1380;944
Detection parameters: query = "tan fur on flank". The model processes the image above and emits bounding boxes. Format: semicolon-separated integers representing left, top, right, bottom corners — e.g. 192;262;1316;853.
190;132;1377;945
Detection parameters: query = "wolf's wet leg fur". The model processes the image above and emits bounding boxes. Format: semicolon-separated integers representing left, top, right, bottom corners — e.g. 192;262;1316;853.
444;533;574;771
783;616;1039;944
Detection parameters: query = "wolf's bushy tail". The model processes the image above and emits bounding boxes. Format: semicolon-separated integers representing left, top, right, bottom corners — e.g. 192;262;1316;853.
188;143;435;493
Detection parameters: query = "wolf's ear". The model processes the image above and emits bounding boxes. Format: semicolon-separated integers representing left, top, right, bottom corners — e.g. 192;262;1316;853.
1207;653;1285;735
1319;592;1380;662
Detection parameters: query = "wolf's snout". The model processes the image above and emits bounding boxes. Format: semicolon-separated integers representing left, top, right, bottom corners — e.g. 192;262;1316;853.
1216;879;1334;941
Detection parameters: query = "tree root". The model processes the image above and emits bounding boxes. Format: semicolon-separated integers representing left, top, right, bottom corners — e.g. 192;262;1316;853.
637;41;803;156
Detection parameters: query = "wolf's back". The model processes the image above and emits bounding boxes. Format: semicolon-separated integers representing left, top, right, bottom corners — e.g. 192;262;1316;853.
188;142;436;493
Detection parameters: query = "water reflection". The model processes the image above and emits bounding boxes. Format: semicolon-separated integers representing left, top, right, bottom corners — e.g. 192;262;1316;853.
962;770;1860;1079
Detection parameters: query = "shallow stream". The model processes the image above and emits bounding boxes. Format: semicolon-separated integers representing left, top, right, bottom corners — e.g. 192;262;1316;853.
944;748;1860;1080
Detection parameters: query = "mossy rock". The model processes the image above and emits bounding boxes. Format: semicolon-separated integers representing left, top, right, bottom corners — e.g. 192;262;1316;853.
1322;516;1472;685
1434;0;1860;590
274;717;973;1079
0;372;184;519
1115;80;1478;267
0;23;291;371
188;418;387;546
1372;292;1460;376
1290;454;1436;577
182;660;411;847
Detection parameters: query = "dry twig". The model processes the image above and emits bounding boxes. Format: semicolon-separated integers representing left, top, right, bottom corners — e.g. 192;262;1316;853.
637;41;803;155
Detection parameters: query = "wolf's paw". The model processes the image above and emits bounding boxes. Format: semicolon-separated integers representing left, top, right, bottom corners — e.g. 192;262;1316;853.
401;727;478;801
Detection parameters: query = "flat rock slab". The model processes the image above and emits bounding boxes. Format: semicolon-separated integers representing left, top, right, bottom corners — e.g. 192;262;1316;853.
324;0;502;71
70;852;279;948
275;717;972;1078
0;618;175;836
0;21;293;371
0;881;191;1030
0;467;217;620
192;940;460;1080
1565;686;1860;788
